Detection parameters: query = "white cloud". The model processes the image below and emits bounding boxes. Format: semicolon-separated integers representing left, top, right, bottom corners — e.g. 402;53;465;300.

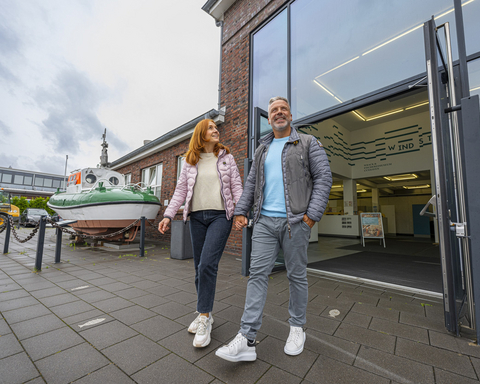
0;0;220;175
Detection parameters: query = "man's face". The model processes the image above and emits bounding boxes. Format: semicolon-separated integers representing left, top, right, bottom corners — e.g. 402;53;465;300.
268;100;292;132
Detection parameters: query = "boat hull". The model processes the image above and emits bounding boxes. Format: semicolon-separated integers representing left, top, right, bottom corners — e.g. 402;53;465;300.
48;189;161;241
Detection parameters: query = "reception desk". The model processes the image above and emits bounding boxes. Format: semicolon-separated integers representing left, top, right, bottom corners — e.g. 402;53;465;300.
318;214;360;237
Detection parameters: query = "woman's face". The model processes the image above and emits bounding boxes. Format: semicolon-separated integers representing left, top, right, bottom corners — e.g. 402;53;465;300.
204;121;219;144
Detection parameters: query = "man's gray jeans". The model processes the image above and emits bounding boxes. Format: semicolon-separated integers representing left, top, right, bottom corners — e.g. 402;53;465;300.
239;215;311;340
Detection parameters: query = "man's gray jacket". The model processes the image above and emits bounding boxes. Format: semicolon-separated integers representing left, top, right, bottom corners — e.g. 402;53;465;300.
234;126;332;227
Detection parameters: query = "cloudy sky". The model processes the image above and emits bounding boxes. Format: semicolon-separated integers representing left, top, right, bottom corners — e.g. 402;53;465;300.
0;0;220;175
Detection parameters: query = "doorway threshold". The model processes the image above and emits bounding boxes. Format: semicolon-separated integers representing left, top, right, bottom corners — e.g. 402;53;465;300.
307;268;443;298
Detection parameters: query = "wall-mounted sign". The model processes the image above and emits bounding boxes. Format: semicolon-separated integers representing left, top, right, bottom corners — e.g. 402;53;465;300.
360;212;386;247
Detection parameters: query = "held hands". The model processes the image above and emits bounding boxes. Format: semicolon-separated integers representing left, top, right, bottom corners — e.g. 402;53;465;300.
158;218;171;234
303;214;315;228
234;215;248;231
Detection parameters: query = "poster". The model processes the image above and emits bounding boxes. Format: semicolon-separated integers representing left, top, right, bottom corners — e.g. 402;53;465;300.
360;213;386;247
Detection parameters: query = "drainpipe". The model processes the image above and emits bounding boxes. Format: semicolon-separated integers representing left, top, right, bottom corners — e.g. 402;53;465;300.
216;20;224;110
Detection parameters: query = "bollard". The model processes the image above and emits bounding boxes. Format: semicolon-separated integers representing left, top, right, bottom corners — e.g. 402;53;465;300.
55;227;62;263
3;216;11;254
35;216;47;271
139;216;145;257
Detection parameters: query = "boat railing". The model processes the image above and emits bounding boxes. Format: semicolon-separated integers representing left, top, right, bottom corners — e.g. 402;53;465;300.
86;178;122;192
121;182;147;192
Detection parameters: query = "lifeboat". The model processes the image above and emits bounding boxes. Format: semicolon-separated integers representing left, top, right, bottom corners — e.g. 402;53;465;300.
47;131;161;242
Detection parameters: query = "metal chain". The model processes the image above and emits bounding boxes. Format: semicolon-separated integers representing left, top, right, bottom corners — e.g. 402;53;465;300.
3;215;142;243
46;217;141;240
8;215;40;243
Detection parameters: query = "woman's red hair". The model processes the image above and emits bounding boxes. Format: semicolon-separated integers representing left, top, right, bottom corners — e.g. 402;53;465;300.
185;119;230;166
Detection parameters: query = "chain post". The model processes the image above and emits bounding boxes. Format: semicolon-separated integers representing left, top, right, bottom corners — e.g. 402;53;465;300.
35;216;47;271
139;216;145;257
3;215;11;254
54;227;62;263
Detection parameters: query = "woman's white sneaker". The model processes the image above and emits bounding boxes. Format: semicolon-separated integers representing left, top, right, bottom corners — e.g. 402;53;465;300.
284;326;306;356
193;316;212;348
215;333;257;362
188;312;213;334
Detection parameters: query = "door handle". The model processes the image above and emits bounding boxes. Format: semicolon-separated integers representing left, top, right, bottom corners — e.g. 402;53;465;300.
420;195;436;218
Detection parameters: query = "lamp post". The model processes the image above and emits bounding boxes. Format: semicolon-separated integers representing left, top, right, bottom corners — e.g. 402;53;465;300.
63;155;68;190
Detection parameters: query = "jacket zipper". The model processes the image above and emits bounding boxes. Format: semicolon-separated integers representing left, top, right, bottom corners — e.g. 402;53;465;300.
282;142;292;239
216;151;229;219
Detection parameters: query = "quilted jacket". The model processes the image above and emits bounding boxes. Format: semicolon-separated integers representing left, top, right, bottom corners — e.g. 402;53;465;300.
234;127;332;226
164;149;243;222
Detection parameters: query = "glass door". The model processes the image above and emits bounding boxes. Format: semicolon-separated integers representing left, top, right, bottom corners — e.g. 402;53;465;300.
424;18;471;335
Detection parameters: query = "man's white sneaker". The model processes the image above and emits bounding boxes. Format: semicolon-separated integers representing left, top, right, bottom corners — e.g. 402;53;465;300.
215;333;257;362
284;326;306;356
188;312;213;334
193;316;212;348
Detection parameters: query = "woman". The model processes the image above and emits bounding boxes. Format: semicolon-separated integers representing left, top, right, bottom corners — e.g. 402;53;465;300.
158;119;243;348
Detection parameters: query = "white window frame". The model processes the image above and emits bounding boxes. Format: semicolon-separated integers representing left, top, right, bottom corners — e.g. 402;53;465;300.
124;173;132;185
177;156;186;209
141;164;163;200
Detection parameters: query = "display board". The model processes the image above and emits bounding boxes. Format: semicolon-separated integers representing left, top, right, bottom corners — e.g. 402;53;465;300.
360;212;386;248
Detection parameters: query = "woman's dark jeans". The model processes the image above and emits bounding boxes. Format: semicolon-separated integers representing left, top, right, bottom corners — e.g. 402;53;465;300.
189;210;232;313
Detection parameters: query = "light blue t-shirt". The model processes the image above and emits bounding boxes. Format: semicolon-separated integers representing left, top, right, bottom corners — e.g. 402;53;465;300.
261;137;289;217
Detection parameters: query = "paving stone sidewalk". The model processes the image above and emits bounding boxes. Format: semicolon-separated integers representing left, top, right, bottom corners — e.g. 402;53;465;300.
1;227;480;383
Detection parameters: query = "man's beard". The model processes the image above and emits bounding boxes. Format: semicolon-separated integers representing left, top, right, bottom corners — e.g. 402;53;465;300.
272;116;290;131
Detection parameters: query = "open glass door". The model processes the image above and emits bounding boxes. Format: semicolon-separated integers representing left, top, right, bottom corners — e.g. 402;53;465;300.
424;18;472;335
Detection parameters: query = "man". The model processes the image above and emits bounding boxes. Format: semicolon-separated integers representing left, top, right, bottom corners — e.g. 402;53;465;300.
215;96;332;362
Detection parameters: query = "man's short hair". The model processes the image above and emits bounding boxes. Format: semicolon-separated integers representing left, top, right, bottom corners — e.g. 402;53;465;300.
268;96;290;108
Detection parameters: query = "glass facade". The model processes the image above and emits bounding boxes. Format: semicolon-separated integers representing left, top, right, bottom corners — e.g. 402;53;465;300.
468;58;480;102
251;9;288;119
251;0;480;122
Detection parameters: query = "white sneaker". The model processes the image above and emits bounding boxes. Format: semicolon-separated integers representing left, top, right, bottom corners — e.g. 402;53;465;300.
215;333;257;362
193;315;212;348
284;326;306;356
188;312;213;334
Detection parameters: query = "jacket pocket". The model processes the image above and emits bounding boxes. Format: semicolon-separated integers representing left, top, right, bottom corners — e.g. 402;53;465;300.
289;175;312;214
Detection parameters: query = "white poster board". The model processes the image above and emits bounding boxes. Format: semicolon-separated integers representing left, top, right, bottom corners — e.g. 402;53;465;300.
360;212;386;248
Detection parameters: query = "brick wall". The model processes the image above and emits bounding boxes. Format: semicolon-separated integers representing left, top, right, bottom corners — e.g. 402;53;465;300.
115;0;284;255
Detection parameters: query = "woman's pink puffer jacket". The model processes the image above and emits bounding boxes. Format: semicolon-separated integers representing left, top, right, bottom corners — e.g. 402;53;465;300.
164;149;243;222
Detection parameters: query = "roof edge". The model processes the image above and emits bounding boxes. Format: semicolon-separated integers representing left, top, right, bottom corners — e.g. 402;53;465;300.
110;108;224;169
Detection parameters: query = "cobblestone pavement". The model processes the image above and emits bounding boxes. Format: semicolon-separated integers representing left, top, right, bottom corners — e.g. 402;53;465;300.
1;228;480;383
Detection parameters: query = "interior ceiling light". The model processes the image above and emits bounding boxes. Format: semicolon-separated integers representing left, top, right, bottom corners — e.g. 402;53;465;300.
403;184;431;189
356;189;367;193
405;101;429;110
470;85;480;92
352;110;366;121
331;185;343;188
384;174;418;181
366;108;404;121
351;100;429;122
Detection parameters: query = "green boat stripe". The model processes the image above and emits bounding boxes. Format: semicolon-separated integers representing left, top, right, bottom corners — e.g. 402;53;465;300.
48;201;162;210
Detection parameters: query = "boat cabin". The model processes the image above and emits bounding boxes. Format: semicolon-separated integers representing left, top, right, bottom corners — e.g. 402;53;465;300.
67;168;125;194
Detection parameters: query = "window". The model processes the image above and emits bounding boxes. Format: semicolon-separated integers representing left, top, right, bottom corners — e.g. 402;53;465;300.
53;179;61;188
85;174;97;184
109;176;119;185
177;156;185;181
468;58;480;104
289;0;465;119
141;164;163;199
24;176;33;185
34;177;43;186
14;175;23;184
251;9;288;121
124;173;132;185
43;178;53;187
2;173;12;183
